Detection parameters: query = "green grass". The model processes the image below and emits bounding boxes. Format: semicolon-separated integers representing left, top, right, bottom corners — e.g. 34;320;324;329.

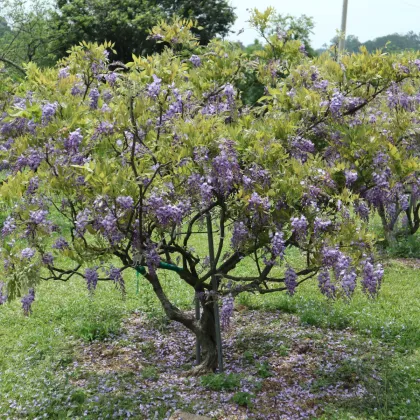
200;372;241;391
0;241;419;418
235;259;420;419
239;259;420;347
0;268;193;418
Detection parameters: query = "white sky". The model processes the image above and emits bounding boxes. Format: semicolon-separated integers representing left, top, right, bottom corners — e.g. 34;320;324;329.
228;0;420;48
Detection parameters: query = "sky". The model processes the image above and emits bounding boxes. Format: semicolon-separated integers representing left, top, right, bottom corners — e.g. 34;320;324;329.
228;0;420;48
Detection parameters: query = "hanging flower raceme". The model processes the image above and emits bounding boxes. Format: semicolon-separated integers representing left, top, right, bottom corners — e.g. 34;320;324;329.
85;268;98;294
21;288;35;316
284;266;297;296
0;282;7;305
291;216;308;241
361;257;384;297
221;294;234;330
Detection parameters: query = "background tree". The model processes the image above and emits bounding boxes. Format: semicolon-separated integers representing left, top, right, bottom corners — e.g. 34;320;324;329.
270;12;316;57
0;16;11;38
160;0;236;46
364;31;420;53
52;0;236;62
0;0;63;73
52;0;164;62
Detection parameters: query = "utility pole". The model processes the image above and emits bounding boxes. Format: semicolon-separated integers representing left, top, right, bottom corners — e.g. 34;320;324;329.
338;0;349;53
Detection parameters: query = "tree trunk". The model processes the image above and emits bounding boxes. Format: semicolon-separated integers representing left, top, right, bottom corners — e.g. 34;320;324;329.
384;226;397;245
378;203;397;246
191;300;219;375
145;272;218;374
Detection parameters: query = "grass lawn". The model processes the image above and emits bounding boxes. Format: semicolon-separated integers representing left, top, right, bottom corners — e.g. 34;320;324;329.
0;254;419;419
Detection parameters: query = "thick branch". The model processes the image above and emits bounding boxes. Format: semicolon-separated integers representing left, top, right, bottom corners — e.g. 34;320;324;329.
144;272;197;332
226;268;318;296
0;56;25;75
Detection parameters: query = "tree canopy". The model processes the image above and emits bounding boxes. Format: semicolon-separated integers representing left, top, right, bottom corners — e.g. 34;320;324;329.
0;10;419;374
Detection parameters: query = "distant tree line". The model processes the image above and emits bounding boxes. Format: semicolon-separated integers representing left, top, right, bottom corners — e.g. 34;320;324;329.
321;31;420;54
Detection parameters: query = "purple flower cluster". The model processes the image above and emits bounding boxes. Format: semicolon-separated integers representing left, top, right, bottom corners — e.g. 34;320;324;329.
52;237;69;250
313;79;329;90
105;72;118;86
231;221;249;250
399;194;410;211
248;192;270;212
145;241;160;276
64;129;83;152
290;136;315;163
21;248;36;260
100;213;124;245
318;270;336;298
221;294;234;330
109;266;125;294
155;204;184;227
189;55;201;67
41;252;54;265
89;88;100;109
200;182;213;205
386;82;417;111
354;201;369;222
147;75;161;98
0;282;7;305
26;177;39;195
58;66;70;79
341;269;357;297
93;121;114;138
322;247;342;267
162;88;183;121
27;148;43;171
75;209;91;235
271;231;285;260
321;247;360;297
42;102;58;124
116;196;134;210
201;85;236;115
224;84;235;104
211;140;241;196
29;210;48;225
1;216;16;236
330;91;345;116
291;215;308;240
345;170;358;186
146;191;190;228
314;217;332;234
21;288;35;315
361;257;384;297
285;266;297;296
71;83;83;96
85;268;98;294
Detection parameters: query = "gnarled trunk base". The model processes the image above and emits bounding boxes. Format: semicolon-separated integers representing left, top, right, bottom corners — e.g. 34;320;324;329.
189;301;219;375
145;272;220;375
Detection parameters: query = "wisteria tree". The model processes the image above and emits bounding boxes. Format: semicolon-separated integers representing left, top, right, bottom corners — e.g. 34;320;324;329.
1;13;419;373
